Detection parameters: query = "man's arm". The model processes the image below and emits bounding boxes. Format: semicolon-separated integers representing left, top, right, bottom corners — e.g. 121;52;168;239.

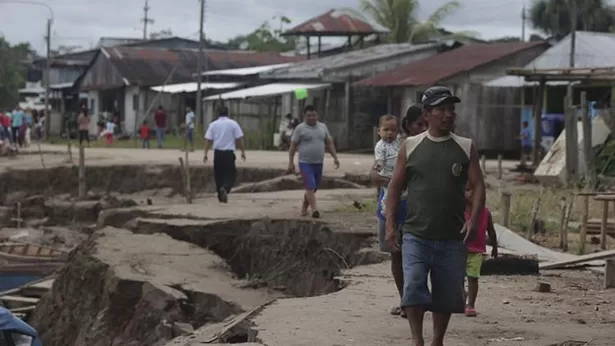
288;126;301;168
384;141;408;232
204;125;213;160
467;143;487;230
234;123;246;158
369;166;389;188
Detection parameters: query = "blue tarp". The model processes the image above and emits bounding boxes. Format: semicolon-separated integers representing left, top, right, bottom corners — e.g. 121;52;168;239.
0;307;41;346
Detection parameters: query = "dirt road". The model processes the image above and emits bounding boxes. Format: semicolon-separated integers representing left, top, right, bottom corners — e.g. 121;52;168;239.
2;145;518;176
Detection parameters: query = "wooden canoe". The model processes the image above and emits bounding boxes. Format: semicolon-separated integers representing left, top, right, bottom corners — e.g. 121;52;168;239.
0;243;68;264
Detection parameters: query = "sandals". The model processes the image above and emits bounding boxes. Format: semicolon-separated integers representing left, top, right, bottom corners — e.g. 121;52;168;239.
390;305;407;318
465;306;477;317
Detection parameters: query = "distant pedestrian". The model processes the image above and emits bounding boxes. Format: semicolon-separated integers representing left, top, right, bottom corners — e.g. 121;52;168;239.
11;107;24;147
287;105;340;218
139;120;151;149
104;119;115;146
520;121;532;165
77;105;91;147
203;105;246;203
154;105;167;148
185;106;196;152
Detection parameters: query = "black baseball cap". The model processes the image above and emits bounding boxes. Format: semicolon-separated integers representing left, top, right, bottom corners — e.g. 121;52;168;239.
421;86;461;106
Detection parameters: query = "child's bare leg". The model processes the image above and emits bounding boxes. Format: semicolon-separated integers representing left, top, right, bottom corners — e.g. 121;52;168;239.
466;277;479;308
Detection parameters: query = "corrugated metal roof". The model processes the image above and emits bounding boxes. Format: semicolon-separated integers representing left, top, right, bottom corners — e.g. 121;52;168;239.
203;83;330;101
201;63;291;76
356;42;547;87
150;82;241;93
261;42;443;80
102;47;302;86
282;8;389;36
525;31;615;69
483;75;573;87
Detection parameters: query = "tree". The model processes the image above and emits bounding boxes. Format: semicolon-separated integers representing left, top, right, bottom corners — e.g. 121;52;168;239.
0;37;32;109
529;0;615;37
226;16;297;52
150;29;173;40
360;0;475;43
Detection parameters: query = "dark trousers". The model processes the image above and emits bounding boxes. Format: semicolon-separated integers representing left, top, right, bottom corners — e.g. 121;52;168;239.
11;127;21;146
78;130;89;145
214;150;236;199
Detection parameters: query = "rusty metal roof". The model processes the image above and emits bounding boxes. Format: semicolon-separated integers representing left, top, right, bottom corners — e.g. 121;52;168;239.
282;8;389;36
102;47;302;86
355;42;548;87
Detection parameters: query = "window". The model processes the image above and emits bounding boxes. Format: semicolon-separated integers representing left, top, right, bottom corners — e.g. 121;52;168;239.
133;94;139;111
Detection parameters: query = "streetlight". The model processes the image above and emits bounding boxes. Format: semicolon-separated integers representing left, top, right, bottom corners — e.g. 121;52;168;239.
0;0;54;140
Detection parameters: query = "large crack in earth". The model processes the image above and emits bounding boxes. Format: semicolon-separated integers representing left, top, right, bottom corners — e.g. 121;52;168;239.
4;164;381;346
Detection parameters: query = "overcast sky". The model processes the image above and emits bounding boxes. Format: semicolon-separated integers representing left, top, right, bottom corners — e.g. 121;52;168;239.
0;0;538;53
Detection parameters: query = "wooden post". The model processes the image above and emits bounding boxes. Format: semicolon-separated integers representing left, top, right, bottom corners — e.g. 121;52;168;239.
528;193;542;240
481;155;486;173
562;197;573;252
559;197;567;249
605;259;615;289
178;157;192;204
600;200;609;250
497;154;503;180
532;79;546;167
564;87;579;184
78;144;86;200
500;191;511;228
579;194;589;254
580;91;595;189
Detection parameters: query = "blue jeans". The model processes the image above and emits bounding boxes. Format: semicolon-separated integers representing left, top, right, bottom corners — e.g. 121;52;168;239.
156;127;164;148
401;233;467;313
186;128;194;145
142;139;150;149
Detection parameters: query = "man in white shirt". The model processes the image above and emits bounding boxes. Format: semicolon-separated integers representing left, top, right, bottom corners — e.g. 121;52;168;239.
185;107;196;152
203;106;246;203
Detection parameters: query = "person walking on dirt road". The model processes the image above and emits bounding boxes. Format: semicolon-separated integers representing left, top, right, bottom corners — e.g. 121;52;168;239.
287;105;340;219
370;105;426;319
203;105;246;203
384;86;485;346
154;105;167;148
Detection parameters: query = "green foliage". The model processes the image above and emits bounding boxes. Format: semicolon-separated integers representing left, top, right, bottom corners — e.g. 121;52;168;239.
226;16;297;52
529;0;615;36
0;37;32;109
359;0;476;43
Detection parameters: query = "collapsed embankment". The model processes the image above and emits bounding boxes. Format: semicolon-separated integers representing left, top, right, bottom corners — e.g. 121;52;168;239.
29;214;384;346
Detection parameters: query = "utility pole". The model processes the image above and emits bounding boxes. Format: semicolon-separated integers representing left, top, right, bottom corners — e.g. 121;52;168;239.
141;0;154;40
44;18;51;140
521;6;526;42
569;0;577;67
195;0;205;128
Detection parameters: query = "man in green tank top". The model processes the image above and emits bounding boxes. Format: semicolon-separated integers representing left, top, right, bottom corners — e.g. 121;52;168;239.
384;86;486;346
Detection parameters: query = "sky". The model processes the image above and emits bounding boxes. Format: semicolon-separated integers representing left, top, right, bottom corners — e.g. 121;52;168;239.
0;0;540;54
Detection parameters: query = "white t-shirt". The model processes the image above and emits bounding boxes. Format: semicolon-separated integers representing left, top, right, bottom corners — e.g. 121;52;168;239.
106;122;115;133
185;112;196;129
205;116;244;151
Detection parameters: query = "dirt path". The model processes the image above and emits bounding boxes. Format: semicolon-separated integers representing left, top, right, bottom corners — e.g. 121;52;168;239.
1;145;519;176
254;262;614;346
